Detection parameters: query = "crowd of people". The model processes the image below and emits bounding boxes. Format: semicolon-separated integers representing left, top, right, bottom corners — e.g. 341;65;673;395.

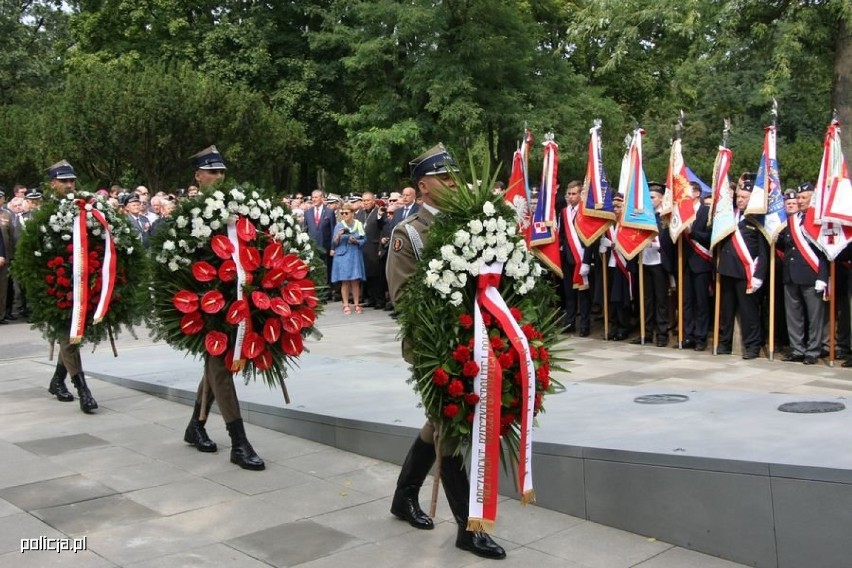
555;173;852;367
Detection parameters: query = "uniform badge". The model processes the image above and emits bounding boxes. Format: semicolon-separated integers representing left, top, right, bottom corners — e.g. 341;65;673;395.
392;238;403;252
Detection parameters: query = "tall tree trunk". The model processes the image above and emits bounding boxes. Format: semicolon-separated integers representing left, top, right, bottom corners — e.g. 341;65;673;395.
834;14;851;152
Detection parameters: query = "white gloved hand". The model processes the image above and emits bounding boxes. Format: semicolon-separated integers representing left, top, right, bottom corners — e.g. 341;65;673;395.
815;280;827;293
751;278;763;291
669;275;676;289
600;236;612;248
579;263;590;277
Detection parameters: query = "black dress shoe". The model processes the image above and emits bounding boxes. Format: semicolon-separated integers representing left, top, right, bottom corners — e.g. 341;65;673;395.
716;346;732;355
803;356;818;365
630;336;651;345
606;332;626;341
694;342;707;352
842;358;852;368
783;353;805;363
456;527;506;559
0;319;7;325
579;329;590;337
656;338;669;347
742;351;760;360
679;339;696;349
4;313;16;321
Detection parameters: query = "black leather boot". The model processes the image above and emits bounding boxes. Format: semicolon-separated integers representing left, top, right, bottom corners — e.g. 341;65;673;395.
440;455;506;560
184;402;217;452
390;437;436;529
226;419;265;471
70;373;98;414
47;362;74;402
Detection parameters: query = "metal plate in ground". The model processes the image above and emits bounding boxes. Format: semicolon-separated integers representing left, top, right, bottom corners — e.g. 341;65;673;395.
778;401;846;413
634;394;690;405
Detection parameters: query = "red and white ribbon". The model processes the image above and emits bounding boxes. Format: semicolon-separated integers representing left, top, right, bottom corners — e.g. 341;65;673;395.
732;216;757;290
88;206;117;323
469;262;536;532
790;214;820;274
562;208;588;289
228;219;247;370
70;201;90;343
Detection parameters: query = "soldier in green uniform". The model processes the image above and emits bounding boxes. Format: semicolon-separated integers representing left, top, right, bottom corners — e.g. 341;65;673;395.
386;144;506;560
181;146;265;471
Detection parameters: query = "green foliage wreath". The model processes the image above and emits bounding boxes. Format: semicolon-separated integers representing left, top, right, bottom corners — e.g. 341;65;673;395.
396;160;566;459
12;191;149;344
147;182;326;393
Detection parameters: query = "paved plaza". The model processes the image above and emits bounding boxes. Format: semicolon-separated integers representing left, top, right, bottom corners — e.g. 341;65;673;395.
5;303;850;567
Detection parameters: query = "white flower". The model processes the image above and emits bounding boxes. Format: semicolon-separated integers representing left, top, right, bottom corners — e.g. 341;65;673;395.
163;241;175;251
468;219;483;234
34;251;42;257
428;259;443;272
449;291;463;306
176;216;188;229
61;234;71;241
482;201;495;216
260;214;270;226
126;246;134;255
453;230;471;247
168;260;180;272
210;220;221;230
250;206;262;219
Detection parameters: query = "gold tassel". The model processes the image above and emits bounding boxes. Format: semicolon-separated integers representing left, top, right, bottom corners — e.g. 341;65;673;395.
521;489;536;506
466;518;495;534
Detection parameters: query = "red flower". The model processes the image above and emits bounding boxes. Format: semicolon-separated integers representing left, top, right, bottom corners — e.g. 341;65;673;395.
211;235;235;259
225;299;249;324
173;290;199;314
281;280;304;305
251;290;272;311
280;332;304;356
269;297;292;317
521;323;535;339
200;290;226;314
432;368;449;386
294;306;316;329
254;349;273;371
179;311;204;335
236;216;257;242
481;312;493;326
65;244;74;253
263;318;281;344
458;314;473;329
489;335;505;351
510;307;523;321
538;347;550;362
262;242;284;269
529;346;539;359
443;404;460;419
204;331;229;356
466;412;475;424
192;261;217;283
534;392;543;412
280;315;301;334
462;361;480;378
498;352;513;368
45;274;55;284
218;259;237;282
500;413;516;426
447;380;465;398
538;374;550;391
57;277;72;288
536;365;550;382
281;254;308;279
242;332;265;359
261;267;286;289
299;281;319;308
464;392;480;405
240;246;261;272
452;345;471;363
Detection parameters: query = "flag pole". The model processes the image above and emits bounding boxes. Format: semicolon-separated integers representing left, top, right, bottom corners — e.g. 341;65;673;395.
675;111;685;349
639;262;646;344
602;250;609;340
829;261;836;367
769;244;776;361
713;259;721;355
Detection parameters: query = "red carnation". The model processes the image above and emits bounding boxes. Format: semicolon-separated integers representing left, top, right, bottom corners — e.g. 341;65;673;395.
529;346;539;359
466;412;475;424
481;312;493;326
510;307;523;321
536;365;550;382
521;323;535;339
251;290;272;311
66;244;74;253
534;393;543;412
200;290;226;314
464;393;480;405
280;332;304;356
538;347;550;362
236;216;257;242
240;246;261;272
192;261;217;283
173;290;199;314
269;297;292;317
211;235;235;259
179;311;204;335
498;352;513;368
452;345;471;363
443;404;460;419
489;335;505;351
45;274;55;284
462;360;480;378
432;368;450;386
447;380;465;398
500;413;516;426
538;374;551;391
458;313;473;330
204;330;229;356
218;259;237;282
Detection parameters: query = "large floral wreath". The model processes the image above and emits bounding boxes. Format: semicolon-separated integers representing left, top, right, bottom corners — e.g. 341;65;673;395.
396;162;564;525
13;191;149;344
148;183;325;396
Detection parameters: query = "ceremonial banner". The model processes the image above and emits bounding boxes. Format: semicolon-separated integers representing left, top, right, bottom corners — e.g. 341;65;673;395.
576;122;616;245
747;126;786;243
615;129;658;260
804;119;852;260
710;146;735;249
668;138;696;241
528;137;562;276
505;131;532;234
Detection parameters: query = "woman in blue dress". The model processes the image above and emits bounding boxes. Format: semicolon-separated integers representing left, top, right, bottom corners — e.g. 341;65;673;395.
331;203;367;313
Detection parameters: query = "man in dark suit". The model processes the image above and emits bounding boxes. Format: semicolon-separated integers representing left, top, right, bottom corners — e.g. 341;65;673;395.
681;182;713;351
716;180;769;359
779;186;829;364
390;186;419;228
305;189;336;298
124;193;151;248
355;191;388;308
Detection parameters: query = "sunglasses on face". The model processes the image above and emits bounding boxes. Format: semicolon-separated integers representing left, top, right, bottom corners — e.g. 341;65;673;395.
341;211;351;215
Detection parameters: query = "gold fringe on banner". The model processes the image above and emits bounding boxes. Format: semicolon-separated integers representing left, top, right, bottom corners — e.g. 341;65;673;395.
467;518;495;534
521;489;536;506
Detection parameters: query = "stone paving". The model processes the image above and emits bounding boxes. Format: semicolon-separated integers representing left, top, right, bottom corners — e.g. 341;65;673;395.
4;303;844;567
